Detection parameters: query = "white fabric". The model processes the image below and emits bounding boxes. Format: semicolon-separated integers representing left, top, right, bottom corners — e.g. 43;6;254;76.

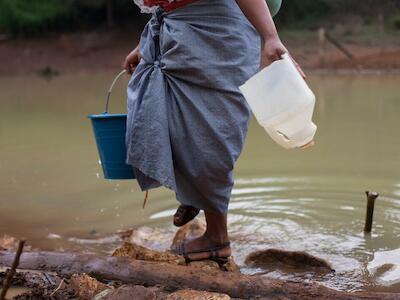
133;0;180;14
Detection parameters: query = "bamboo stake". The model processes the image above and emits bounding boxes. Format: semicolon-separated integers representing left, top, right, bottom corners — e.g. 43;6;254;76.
0;240;25;300
364;191;379;233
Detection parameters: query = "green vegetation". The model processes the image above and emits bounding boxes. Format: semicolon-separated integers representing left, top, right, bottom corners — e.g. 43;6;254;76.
275;0;400;29
0;0;76;34
0;0;142;35
0;0;399;36
275;0;331;29
391;15;400;29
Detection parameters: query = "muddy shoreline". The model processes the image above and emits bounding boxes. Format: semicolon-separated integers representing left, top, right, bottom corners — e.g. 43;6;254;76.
1;28;399;78
1;220;400;299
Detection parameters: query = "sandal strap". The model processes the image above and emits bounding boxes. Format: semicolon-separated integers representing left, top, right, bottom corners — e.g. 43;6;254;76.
181;205;199;213
183;242;231;255
175;205;199;218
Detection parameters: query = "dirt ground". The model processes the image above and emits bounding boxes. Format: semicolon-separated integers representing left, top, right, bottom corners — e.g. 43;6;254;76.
1;221;400;300
0;27;399;77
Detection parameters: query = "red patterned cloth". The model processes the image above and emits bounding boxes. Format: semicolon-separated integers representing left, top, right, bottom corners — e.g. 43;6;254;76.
143;0;197;11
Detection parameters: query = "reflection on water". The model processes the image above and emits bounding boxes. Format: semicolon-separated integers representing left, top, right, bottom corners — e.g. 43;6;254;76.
1;72;400;292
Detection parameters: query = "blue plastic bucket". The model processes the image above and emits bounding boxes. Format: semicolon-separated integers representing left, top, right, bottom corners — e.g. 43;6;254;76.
88;70;135;180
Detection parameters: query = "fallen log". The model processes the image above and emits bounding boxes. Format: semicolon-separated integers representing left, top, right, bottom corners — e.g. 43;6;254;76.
0;251;398;300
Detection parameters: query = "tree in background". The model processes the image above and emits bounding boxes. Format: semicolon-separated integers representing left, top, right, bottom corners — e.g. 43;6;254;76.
0;0;76;35
78;0;115;28
0;0;143;35
275;0;400;29
0;0;398;36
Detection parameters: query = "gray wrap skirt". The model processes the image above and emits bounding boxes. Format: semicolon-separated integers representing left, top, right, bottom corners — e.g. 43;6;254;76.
126;0;260;214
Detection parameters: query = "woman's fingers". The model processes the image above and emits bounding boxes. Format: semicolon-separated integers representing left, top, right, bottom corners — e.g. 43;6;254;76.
123;47;141;74
290;55;306;79
123;57;133;74
261;39;306;79
129;64;136;74
300;140;315;150
268;51;281;63
261;38;288;68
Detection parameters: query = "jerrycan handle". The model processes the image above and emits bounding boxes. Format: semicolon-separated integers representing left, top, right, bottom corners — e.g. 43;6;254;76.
104;69;128;113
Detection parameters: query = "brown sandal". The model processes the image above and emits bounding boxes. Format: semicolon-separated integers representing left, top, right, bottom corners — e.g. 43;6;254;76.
172;242;231;263
173;205;200;227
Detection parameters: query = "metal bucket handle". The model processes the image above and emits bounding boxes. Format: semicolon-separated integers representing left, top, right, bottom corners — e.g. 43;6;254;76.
104;69;127;113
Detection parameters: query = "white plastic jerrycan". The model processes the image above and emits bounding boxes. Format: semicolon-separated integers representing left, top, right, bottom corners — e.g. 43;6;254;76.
239;53;317;149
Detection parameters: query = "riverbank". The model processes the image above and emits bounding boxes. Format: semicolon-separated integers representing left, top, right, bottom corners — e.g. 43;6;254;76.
1;220;400;299
0;27;399;77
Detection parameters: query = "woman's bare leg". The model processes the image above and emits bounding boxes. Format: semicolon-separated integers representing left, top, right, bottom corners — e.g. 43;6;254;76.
177;210;231;260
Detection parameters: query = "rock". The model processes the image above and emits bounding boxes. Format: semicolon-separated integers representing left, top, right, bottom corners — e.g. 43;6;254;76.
69;273;110;300
116;229;134;240
36;66;59;80
93;289;114;300
188;260;220;271
112;242;185;265
100;285;157;300
245;249;334;273
113;222;240;274
121;226;175;250
0;235;18;250
368;249;400;287
220;257;241;273
171;218;206;249
166;289;231;300
188;257;240;273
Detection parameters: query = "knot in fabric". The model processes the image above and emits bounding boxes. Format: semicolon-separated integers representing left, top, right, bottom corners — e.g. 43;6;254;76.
149;7;166;38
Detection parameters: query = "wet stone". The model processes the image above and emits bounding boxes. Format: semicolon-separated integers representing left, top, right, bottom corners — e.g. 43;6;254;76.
171;218;206;249
0;235;19;250
112;242;185;265
165;289;231;300
99;285;157;300
245;249;334;273
69;273;110;300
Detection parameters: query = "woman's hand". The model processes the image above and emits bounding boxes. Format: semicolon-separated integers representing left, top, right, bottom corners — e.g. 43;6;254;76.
262;37;313;149
261;37;287;68
234;0;305;77
123;46;141;74
261;37;306;79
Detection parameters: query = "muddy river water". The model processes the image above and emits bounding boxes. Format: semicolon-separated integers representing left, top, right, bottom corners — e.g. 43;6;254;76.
1;72;399;293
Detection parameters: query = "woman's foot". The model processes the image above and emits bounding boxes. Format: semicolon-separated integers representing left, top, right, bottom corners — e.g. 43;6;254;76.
172;235;231;261
172;210;231;261
173;205;200;227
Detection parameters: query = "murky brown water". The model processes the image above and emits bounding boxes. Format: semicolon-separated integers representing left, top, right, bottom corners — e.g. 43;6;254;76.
1;72;399;292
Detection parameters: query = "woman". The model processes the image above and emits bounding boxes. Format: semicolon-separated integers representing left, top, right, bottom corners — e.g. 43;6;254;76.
123;0;304;262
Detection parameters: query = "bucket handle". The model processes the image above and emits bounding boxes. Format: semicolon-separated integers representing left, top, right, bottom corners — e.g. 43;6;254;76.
104;69;127;113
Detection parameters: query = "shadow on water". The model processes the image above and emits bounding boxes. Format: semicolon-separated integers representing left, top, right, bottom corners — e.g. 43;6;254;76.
0;72;399;292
